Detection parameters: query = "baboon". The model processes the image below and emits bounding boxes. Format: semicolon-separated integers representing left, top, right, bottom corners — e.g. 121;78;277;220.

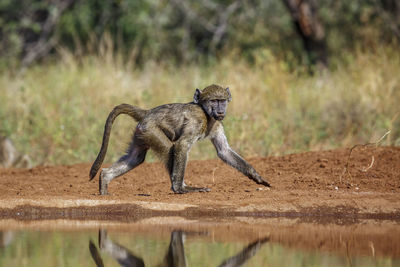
89;229;144;267
0;136;31;168
89;84;270;195
89;229;269;267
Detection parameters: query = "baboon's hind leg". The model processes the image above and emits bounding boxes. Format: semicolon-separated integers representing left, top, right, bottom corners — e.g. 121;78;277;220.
141;127;209;193
99;138;147;195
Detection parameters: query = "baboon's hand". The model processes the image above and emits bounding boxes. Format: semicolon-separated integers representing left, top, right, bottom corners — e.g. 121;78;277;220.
253;174;271;187
258;179;271;187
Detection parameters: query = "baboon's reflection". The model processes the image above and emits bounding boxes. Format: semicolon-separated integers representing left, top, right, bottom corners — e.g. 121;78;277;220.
89;229;269;267
0;231;14;251
89;229;144;267
217;237;269;267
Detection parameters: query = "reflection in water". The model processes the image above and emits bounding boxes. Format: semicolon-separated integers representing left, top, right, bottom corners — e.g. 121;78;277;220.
0;231;14;249
218;237;269;267
90;229;144;267
89;229;269;267
1;223;399;267
163;231;187;267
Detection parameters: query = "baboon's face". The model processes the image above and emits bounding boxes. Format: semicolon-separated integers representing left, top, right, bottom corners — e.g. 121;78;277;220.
203;99;228;121
193;85;231;120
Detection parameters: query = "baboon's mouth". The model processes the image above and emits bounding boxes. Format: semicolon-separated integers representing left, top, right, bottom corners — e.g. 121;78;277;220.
215;115;225;121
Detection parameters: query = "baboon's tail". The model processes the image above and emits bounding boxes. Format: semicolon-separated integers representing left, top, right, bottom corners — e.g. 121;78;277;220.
89;104;148;180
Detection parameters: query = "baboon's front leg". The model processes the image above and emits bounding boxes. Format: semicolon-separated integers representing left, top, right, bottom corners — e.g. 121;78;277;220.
217;148;270;187
211;126;271;187
218;237;269;266
170;141;210;193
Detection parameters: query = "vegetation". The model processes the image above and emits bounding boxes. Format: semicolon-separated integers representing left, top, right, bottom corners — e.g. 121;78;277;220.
0;44;399;165
0;1;399;166
2;1;400;69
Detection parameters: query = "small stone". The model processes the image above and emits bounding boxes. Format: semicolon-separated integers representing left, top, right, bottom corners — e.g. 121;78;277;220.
257;188;263;191
335;186;339;190
355;187;359;190
137;193;151;197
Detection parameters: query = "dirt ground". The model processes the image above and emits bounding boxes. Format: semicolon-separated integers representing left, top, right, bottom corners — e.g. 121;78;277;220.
0;146;399;219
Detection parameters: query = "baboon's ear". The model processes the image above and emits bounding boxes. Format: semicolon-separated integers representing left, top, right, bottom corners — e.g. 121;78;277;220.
194;88;201;104
226;87;232;102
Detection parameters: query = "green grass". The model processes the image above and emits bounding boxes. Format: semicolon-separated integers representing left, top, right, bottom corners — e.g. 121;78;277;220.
0;45;399;166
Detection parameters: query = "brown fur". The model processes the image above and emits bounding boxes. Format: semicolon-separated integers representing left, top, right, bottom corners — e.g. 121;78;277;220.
90;85;270;195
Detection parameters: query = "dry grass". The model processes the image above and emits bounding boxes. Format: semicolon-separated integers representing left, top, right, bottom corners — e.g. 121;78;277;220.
0;45;399;166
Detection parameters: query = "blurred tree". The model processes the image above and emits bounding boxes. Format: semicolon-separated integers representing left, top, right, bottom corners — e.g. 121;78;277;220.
282;0;328;67
0;0;398;69
0;0;74;70
376;0;400;40
21;0;75;69
170;0;241;61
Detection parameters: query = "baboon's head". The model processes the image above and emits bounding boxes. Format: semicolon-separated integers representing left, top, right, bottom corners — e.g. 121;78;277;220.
193;84;231;121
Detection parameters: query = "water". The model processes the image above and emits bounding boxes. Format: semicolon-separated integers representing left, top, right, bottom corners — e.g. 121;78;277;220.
0;219;399;267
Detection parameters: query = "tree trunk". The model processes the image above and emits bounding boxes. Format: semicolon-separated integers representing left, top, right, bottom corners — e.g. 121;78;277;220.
282;0;328;67
381;0;400;21
20;0;75;70
379;0;400;40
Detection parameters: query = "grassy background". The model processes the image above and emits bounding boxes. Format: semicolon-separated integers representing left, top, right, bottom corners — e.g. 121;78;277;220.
0;45;399;166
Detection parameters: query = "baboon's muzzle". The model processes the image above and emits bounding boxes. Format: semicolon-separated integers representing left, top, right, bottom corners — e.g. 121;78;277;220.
215;114;225;120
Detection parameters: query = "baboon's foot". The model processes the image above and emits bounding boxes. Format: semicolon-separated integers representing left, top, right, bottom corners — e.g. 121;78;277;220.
173;185;211;194
184;185;211;192
99;172;109;195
